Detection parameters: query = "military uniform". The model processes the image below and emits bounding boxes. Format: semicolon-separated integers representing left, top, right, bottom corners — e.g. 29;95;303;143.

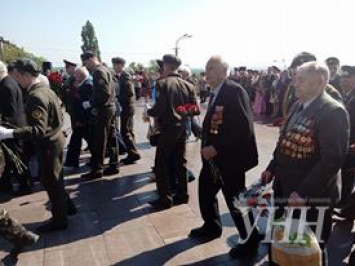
13;82;69;229
326;57;342;94
267;92;349;243
117;69;140;163
81;54;118;178
147;56;198;207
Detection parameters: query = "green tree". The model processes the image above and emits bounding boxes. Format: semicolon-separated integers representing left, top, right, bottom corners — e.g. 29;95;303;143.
128;62;144;73
146;60;159;74
2;40;45;66
81;20;101;61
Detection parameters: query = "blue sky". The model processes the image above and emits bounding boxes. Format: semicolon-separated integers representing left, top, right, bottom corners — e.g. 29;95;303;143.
1;0;354;68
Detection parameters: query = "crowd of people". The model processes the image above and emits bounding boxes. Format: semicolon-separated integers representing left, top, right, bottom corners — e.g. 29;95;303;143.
0;50;355;265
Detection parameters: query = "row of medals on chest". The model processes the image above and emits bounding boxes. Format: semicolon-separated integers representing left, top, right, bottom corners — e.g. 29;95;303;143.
280;119;316;158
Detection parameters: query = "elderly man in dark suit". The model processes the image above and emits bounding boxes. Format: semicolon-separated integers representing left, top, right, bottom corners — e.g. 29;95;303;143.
189;56;260;258
0;60;32;195
262;61;349;263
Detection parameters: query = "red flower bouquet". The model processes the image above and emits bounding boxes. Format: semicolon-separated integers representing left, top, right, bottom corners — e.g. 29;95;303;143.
175;103;200;116
48;72;64;98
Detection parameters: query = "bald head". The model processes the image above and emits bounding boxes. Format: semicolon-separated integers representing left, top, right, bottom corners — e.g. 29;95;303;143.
74;66;90;84
205;55;229;88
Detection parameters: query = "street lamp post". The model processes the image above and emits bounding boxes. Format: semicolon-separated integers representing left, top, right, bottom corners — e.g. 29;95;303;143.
174;33;192;57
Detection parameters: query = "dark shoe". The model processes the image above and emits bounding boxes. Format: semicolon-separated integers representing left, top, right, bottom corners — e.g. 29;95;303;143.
81;171;103;180
67;199;77;216
63;162;79;168
229;230;261;258
173;195;189;205
36;221;67;233
10;231;39;256
120;154;141;165
189;225;222;240
103;167;120;176
148;198;173;210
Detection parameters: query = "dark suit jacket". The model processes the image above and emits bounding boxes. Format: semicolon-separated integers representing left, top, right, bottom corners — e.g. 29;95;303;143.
148;73;198;129
71;79;93;124
203;79;258;174
267;92;349;202
344;89;355;145
0;75;25;126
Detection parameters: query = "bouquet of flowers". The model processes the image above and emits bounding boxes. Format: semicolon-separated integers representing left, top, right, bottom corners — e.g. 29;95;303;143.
175;103;200;117
234;180;273;215
48;71;64;99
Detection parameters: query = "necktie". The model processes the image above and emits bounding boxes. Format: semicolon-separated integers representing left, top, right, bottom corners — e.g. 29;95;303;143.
207;92;215;110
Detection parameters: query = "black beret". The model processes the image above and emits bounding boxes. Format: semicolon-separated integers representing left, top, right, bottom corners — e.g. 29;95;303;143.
340;66;355;77
162;54;182;67
13;58;41;75
63;59;77;67
80;51;95;61
326;57;340;66
290;52;317;68
239;66;246;71
111;57;126;65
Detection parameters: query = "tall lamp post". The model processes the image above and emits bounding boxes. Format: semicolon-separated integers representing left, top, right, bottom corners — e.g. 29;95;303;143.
174;33;192;57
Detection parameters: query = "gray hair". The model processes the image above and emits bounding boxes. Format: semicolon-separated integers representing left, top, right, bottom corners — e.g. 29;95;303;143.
298;61;330;85
75;66;90;79
0;61;7;74
208;55;229;73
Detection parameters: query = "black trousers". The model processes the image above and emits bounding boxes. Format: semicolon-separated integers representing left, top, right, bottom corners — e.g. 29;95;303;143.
120;113;139;157
91;106;118;171
155;125;187;201
198;162;253;239
37;137;67;225
339;154;355;206
65;124;91;167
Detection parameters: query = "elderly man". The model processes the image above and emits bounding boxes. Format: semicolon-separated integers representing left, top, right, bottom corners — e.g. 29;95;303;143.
147;54;198;209
189;56;259;258
64;66;93;169
262;61;349;262
80;51;119;178
0;58;73;232
0;61;32;195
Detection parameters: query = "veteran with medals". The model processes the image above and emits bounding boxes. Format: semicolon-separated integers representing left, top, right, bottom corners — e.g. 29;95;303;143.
262;61;349;264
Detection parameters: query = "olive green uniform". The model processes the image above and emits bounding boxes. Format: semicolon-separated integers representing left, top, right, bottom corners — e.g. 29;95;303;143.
13;82;68;226
89;65;118;172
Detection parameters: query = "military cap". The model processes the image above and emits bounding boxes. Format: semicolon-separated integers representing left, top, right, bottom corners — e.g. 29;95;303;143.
234;67;239;72
80;51;95;61
111;57;126;65
290;52;317;68
340;66;355;77
63;59;77;67
156;59;163;69
271;65;280;72
239;66;246;71
162;54;182;67
13;58;41;75
326;57;340;66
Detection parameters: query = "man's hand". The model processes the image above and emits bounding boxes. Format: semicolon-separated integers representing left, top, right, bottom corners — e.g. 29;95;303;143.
288;191;306;207
261;170;274;184
201;146;217;161
0;126;14;140
82;101;91;110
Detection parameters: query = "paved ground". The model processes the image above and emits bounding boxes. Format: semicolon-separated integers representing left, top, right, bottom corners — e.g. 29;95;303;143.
0;101;354;265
